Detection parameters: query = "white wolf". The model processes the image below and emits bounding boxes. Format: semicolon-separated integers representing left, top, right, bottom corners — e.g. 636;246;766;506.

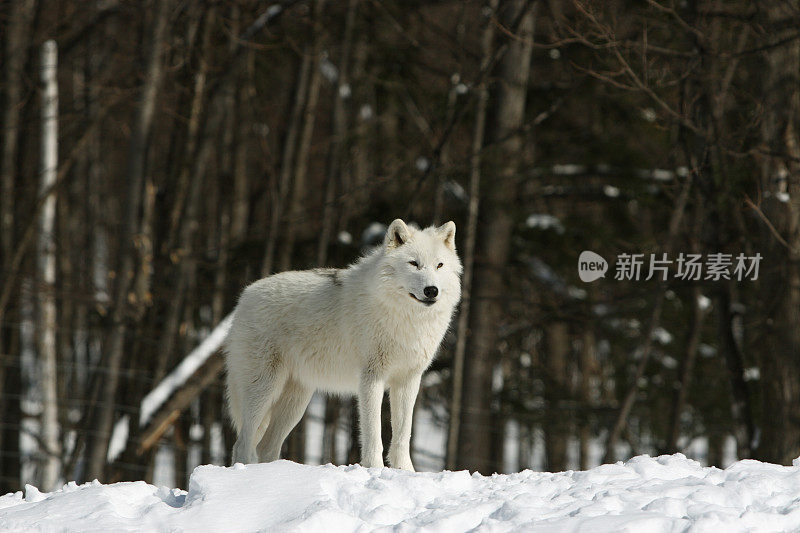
225;219;461;471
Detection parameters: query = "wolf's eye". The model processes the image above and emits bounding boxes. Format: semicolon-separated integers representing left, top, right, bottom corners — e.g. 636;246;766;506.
437;262;443;269
409;261;418;267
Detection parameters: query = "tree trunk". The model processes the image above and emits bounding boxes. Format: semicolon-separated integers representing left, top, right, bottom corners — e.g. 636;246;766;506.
544;322;569;472
164;3;213;253
0;10;35;483
666;286;706;452
603;172;692;463
322;396;340;464
715;283;755;459
446;0;497;471
456;0;535;474
146;68;218;478
228;6;250;249
346;38;372;225
1;0;35;271
36;40;62;491
262;50;312;276
0;326;21;493
154;4;214;382
579;328;598;471
84;0;171;482
277;0;326;273
347;398;360;465
755;0;800;464
317;0;357;267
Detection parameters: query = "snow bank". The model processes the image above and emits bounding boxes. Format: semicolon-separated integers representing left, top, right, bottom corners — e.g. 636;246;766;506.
3;454;800;532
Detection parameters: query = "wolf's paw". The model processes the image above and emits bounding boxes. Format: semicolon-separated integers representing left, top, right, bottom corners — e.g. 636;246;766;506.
360;450;385;469
232;441;258;465
388;451;415;472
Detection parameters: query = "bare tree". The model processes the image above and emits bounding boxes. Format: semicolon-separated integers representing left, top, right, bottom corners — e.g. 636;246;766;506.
155;3;214;382
262;41;313;276
544;322;569;471
1;0;35;270
456;0;535;474
446;0;497;471
754;0;800;465
0;0;36;494
666;286;707;452
84;0;172;481
278;0;327;273
317;0;358;267
578;328;598;470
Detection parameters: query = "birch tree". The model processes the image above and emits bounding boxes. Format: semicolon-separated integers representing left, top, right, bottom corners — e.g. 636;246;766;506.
36;40;61;491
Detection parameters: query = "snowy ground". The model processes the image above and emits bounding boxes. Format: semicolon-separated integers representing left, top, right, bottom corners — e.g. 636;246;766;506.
3;454;800;532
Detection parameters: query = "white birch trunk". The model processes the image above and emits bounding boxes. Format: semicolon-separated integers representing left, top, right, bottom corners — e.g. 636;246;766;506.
37;39;61;491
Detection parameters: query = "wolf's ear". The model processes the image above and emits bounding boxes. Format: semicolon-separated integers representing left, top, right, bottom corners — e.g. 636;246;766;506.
438;221;456;251
385;219;412;248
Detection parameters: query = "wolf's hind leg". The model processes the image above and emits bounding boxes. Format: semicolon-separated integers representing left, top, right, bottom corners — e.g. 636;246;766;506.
231;367;287;464
256;379;313;463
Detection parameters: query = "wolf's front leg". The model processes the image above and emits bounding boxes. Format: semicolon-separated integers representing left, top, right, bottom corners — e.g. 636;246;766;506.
388;373;421;471
358;371;385;468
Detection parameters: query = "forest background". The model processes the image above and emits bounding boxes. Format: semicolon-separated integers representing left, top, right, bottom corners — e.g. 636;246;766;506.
2;0;799;493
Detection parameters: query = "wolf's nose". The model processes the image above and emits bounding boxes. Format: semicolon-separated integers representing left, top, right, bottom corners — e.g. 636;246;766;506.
423;286;438;298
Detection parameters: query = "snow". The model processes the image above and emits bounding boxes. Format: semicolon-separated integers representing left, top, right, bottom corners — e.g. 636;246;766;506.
552;163;586;176
4;454;800;532
743;367;761;381
320;55;338;83
106;415;129;462
358;104;373;120
651;327;673;345
338;230;353;244
361;222;386;246
525;214;564;234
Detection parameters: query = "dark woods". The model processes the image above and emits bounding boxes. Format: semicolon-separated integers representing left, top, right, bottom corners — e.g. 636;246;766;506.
1;0;799;493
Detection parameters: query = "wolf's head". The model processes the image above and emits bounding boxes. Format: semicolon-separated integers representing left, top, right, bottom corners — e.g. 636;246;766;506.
380;218;462;310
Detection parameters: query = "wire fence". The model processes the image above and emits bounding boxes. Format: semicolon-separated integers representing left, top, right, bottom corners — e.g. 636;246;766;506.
0;329;744;495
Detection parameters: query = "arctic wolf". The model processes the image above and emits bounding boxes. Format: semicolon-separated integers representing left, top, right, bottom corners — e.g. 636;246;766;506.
225;219;462;471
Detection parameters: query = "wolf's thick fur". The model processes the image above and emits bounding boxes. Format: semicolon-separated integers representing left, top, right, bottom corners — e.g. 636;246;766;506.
225;219;461;470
